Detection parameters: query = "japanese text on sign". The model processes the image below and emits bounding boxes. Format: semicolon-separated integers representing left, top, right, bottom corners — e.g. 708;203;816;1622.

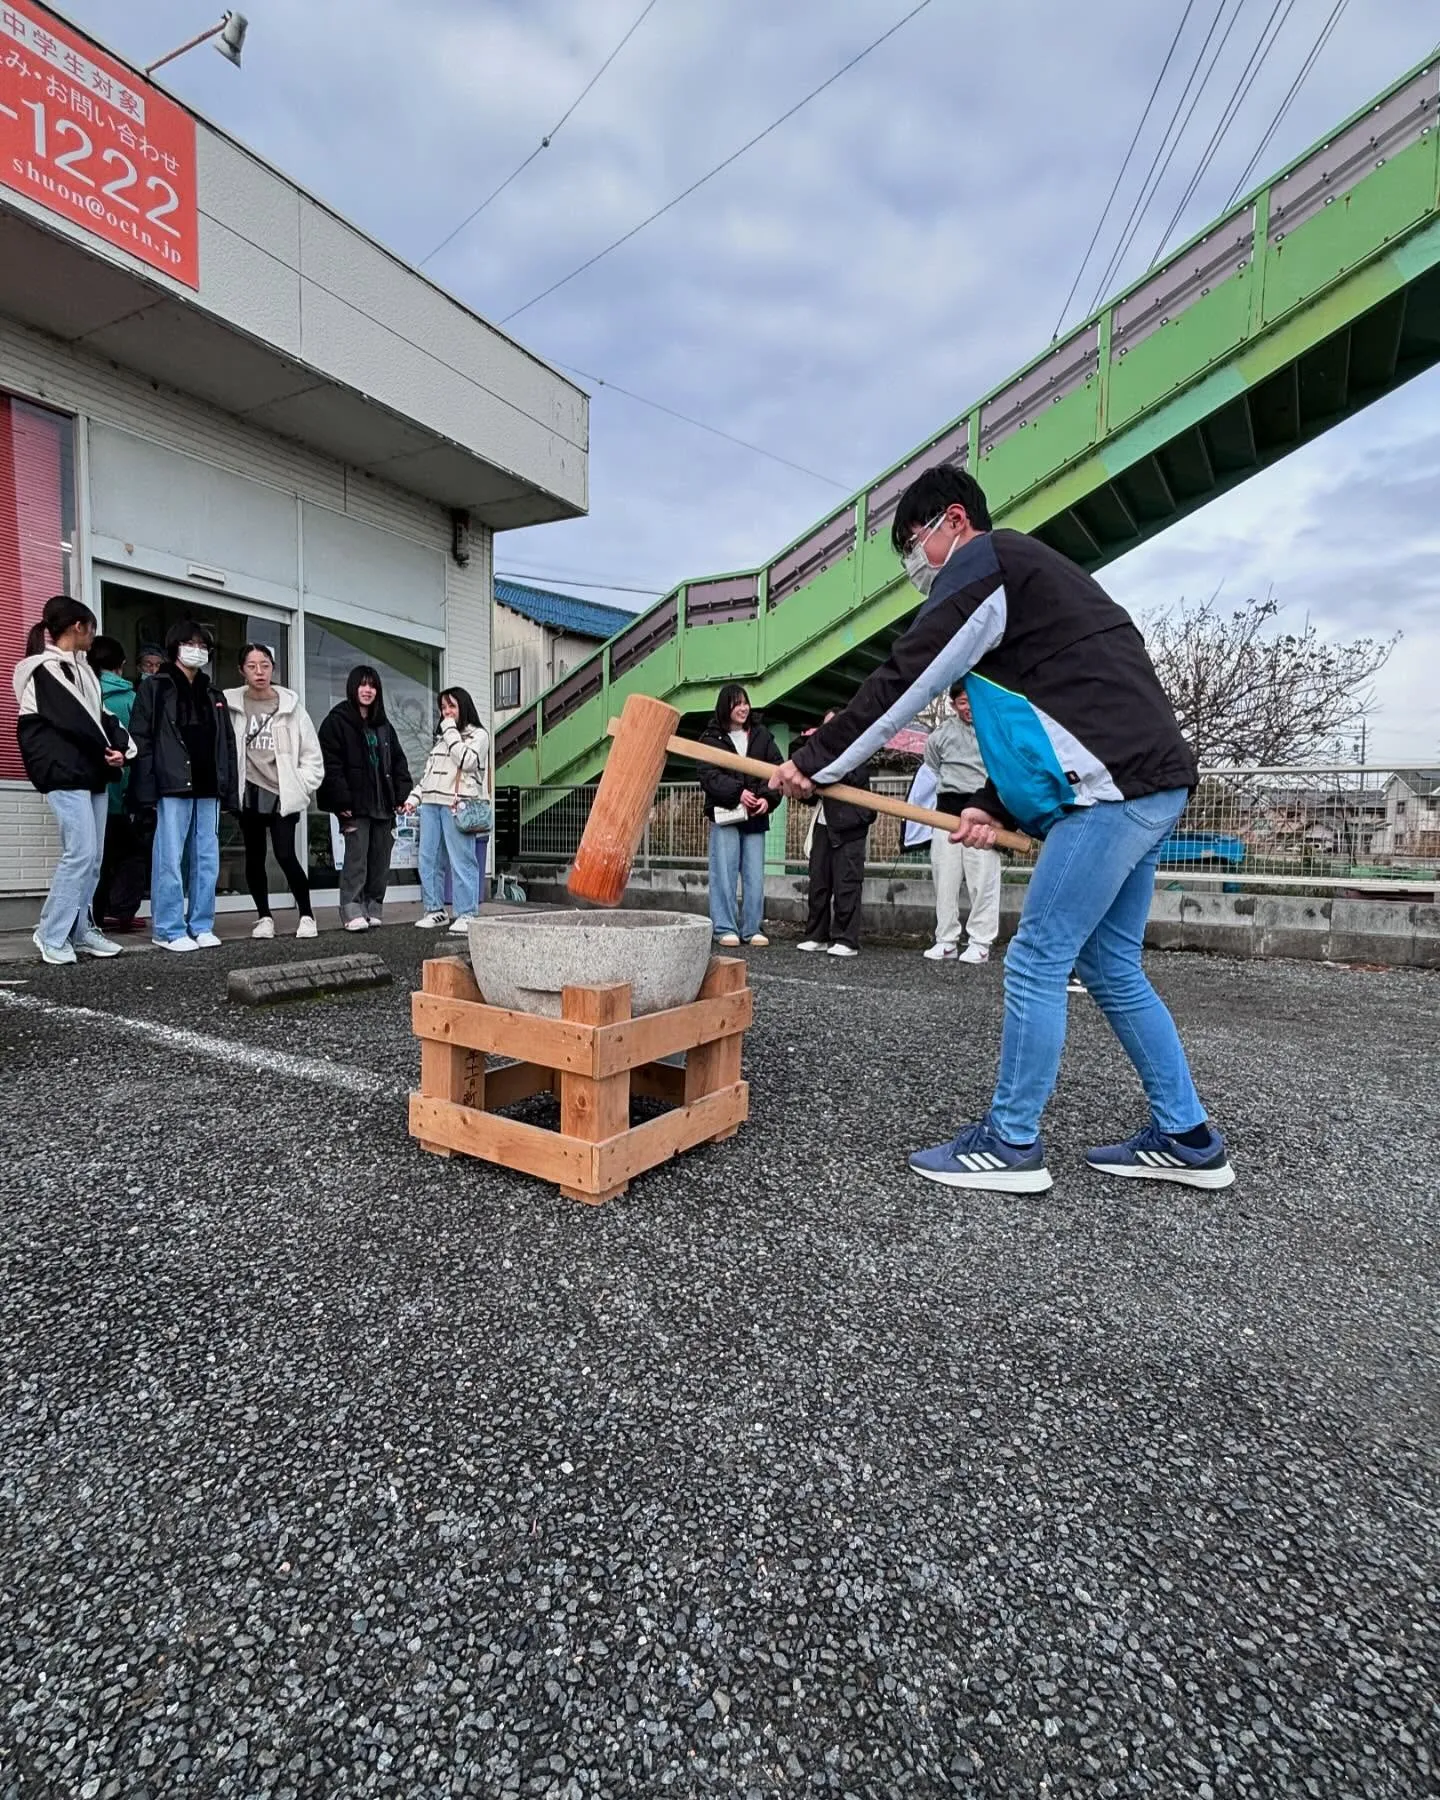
0;1;198;288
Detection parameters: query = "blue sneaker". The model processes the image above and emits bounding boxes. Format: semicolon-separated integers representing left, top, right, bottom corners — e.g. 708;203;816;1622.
1085;1121;1234;1189
908;1119;1052;1193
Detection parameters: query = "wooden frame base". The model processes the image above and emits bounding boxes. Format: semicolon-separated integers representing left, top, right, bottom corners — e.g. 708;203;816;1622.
408;955;751;1204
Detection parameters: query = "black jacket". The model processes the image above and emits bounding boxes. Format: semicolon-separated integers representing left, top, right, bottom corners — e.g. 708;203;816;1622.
12;651;130;794
803;748;875;846
129;666;239;809
698;717;784;833
317;702;413;819
791;529;1196;837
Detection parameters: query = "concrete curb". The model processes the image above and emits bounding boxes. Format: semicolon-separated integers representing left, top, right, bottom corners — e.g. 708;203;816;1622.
227;953;393;1006
516;868;1440;970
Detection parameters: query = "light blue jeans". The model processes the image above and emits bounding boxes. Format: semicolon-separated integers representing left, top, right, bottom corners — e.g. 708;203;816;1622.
419;803;481;917
38;789;108;952
151;796;221;943
708;823;766;941
989;789;1206;1143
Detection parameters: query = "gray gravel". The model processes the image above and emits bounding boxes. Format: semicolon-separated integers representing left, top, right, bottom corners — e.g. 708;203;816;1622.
1;931;1436;1798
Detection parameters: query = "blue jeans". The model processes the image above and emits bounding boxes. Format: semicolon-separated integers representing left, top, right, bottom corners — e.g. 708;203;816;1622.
708;823;766;940
419;804;481;916
989;790;1206;1143
38;789;107;951
151;796;221;942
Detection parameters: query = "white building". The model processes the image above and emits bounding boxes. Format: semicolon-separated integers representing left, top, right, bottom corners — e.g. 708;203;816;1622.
1373;770;1440;862
0;2;586;912
492;579;633;725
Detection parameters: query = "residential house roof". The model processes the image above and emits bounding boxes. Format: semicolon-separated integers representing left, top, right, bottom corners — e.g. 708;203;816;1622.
494;578;636;644
1391;769;1440;798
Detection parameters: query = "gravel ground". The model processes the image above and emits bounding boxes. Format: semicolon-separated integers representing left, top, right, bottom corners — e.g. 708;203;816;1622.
1;931;1436;1799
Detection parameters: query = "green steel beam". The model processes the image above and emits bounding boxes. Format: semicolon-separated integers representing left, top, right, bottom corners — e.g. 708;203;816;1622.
499;51;1440;790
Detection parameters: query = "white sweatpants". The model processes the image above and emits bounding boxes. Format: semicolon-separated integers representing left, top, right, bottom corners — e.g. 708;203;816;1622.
929;832;1001;947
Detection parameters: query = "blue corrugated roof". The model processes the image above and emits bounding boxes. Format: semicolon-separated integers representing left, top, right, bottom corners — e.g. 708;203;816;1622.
495;578;636;643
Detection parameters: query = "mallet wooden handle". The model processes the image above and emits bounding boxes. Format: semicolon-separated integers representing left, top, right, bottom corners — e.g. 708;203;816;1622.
606;720;1034;854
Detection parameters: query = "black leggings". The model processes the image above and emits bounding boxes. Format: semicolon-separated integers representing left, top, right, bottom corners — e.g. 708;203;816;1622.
240;807;312;918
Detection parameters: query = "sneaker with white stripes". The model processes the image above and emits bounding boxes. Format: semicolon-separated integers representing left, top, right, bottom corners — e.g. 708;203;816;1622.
1085;1121;1234;1189
908;1118;1052;1193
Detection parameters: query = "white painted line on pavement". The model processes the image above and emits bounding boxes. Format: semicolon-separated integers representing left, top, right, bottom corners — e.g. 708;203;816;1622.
0;990;407;1099
747;971;874;995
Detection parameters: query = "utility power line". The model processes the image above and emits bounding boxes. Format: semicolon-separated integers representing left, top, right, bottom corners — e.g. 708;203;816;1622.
1085;0;1240;316
1148;0;1299;265
419;0;665;268
1223;0;1355;207
557;359;854;490
1052;1;1199;339
496;568;661;597
499;0;938;324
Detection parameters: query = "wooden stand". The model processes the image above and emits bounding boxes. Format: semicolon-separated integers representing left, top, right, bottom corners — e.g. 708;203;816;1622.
408;955;751;1204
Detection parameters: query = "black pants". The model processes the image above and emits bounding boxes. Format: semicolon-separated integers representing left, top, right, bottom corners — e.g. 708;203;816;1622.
804;825;866;948
93;809;150;924
337;816;393;922
240;806;313;919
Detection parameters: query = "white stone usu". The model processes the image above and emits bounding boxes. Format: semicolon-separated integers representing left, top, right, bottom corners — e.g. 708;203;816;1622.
466;909;713;1018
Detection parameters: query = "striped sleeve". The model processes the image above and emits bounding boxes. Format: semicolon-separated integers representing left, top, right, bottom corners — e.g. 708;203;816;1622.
792;583;1007;786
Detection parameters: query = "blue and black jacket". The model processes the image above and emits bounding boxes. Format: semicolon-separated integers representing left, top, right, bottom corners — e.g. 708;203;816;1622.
789;529;1196;837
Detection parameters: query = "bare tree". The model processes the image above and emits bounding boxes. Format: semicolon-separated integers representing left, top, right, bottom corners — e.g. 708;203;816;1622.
1143;590;1396;766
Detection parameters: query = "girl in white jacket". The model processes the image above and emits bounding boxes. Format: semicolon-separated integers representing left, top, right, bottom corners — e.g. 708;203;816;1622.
403;687;488;935
224;644;325;938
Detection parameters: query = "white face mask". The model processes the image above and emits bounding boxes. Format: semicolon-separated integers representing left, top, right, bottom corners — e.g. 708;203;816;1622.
903;515;945;597
178;645;209;670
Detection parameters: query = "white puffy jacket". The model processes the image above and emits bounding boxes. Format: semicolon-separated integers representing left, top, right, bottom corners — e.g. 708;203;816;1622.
223;684;325;818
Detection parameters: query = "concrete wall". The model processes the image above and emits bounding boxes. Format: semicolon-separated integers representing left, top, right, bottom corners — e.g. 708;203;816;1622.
516;866;1440;971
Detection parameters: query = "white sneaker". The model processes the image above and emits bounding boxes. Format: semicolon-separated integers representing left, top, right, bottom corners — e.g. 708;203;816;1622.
33;931;76;966
295;916;318;939
251;917;275;940
193;931;222;948
922;942;958;961
414;910;450;930
1067;973;1087;994
448;914;477;935
345;917;370;933
957;942;990;964
827;943;859;958
796;939;824;953
717;933;741;947
154;935;199;953
73;929;123;958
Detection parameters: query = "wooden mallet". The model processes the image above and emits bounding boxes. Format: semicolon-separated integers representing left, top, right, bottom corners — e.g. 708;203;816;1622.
568;693;1032;907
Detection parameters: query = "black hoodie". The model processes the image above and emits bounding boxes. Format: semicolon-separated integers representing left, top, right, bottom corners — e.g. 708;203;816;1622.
129;664;239;809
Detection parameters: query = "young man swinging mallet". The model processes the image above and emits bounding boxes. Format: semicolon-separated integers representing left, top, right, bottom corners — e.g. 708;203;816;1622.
770;466;1234;1195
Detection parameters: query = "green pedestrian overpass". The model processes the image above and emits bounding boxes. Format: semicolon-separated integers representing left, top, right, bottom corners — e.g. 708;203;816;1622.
497;53;1440;792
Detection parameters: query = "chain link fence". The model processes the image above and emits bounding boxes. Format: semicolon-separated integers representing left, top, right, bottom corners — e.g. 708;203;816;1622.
512;768;1438;886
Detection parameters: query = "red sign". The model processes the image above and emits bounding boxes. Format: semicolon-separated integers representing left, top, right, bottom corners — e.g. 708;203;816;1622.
0;2;198;288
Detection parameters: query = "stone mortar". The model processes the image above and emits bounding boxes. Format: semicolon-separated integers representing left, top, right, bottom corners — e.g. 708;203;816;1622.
467;909;713;1018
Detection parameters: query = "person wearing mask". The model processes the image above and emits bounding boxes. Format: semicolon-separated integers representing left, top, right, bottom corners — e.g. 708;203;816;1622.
224;644;324;940
772;466;1231;1195
922;684;1002;965
87;635;148;934
317;666;413;932
136;644;166;680
11;595;132;964
698;682;782;948
129;620;238;953
795;710;872;957
404;686;489;935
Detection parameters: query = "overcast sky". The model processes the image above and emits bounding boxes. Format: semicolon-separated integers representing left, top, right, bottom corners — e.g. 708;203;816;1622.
63;0;1440;760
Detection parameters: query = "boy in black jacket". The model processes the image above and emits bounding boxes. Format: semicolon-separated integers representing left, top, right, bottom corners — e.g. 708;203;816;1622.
773;467;1232;1196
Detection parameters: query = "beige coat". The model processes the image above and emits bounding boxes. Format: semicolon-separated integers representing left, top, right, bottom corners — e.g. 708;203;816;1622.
406;720;489;808
223;684;324;817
